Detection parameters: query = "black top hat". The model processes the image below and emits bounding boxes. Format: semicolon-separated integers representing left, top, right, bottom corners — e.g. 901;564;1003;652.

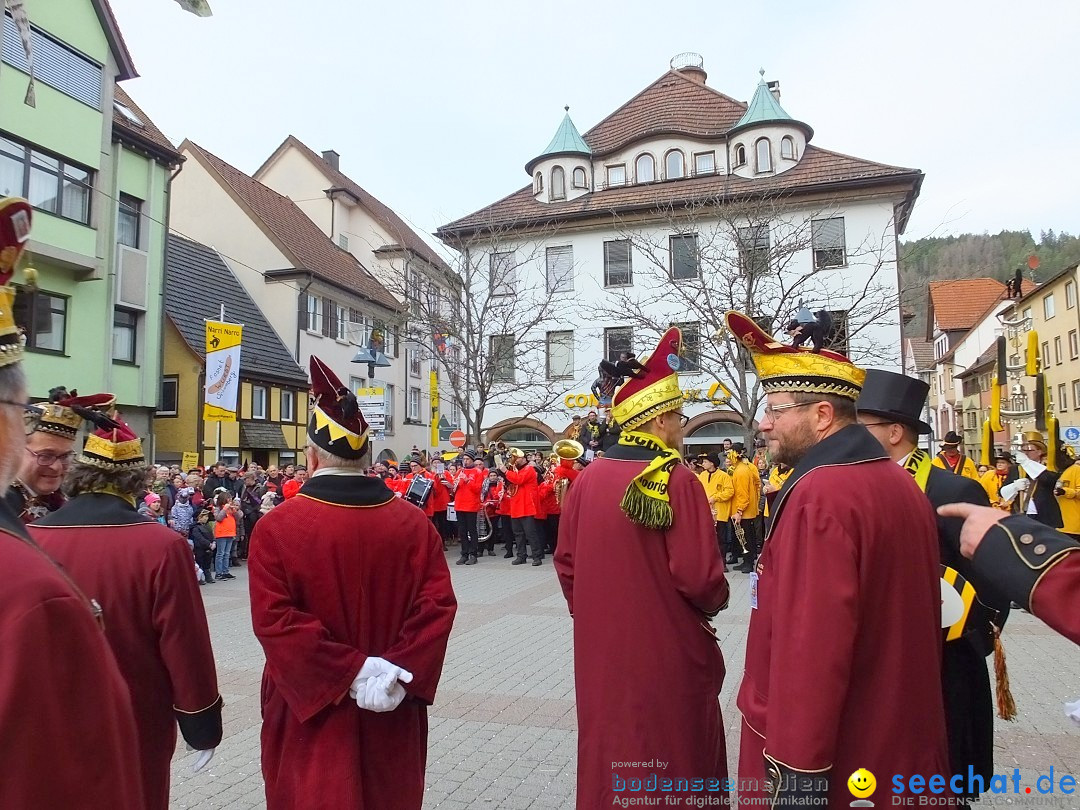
855;369;932;435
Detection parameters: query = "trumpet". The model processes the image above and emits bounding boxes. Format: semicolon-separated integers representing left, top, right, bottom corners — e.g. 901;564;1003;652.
733;519;748;553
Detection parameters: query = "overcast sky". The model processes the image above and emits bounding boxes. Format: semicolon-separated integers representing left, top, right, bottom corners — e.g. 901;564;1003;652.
108;0;1080;248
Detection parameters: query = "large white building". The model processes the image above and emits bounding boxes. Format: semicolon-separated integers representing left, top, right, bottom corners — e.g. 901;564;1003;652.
437;55;923;450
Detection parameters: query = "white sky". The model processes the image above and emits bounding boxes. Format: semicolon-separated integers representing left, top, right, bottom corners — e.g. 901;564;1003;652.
107;0;1080;246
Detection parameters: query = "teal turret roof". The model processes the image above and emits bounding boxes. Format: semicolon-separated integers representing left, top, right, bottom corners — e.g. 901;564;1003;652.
733;70;792;130
526;108;591;173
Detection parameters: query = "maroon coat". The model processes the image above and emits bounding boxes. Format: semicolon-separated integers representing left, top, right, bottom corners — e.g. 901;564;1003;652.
0;498;144;809
737;425;950;806
249;473;457;810
32;494;223;810
555;443;730;808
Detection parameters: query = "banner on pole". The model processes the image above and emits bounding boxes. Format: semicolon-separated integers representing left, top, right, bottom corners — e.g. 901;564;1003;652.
204;320;242;421
430;371;439;448
355;387;386;432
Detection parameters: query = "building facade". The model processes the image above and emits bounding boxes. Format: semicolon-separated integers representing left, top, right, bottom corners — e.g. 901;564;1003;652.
1;0;179;441
437;55;923;447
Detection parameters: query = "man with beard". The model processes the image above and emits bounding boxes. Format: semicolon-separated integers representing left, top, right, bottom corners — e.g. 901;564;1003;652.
0;196;143;808
556;327;730;809
31;410;223;810
4;386;112;523
724;312;948;808
857;369;1013;807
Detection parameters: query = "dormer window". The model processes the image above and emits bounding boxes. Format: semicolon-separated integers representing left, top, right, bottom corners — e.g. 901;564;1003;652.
693;151;715;176
780;136;795;160
635;153;655;183
606;164;626;187
755;138;772;173
572;167;588;189
733;144;746;167
534;172;543;193
665;149;684;179
551;166;566;200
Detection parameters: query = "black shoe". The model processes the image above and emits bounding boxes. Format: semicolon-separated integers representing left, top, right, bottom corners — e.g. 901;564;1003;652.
531;559;542;566
503;551;514;559
734;561;754;573
456;556;468;565
487;549;497;557
512;557;527;565
220;573;235;580
466;555;477;565
443;543;448;551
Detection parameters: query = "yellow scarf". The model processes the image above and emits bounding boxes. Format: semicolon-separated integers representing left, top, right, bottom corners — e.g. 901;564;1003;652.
618;430;682;530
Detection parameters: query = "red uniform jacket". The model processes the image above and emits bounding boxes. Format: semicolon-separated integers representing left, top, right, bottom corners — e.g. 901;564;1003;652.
555;444;729;808
504;464;539;518
737;425;949;806
403;471;436;517
539;479;559;516
0;497;144;809
430;472;450;513
249;473;457;810
453;466;484;512
32;494;223;810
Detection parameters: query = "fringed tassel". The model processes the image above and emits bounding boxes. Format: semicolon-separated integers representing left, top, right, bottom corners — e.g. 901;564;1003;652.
620;483;673;530
994;630;1017;721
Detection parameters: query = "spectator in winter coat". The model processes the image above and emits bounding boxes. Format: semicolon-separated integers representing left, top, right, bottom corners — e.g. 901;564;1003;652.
190;509;216;584
169;488;196;537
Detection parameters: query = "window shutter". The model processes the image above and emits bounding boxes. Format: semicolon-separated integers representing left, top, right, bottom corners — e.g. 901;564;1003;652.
812;218;845;249
322;297;333;337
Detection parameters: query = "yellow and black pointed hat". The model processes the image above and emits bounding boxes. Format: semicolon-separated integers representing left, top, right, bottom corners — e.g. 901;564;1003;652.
611;327;684;430
308;356;369;460
725;310;865;400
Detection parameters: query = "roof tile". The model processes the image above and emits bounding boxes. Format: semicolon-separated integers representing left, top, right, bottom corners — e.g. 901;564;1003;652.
184;142;400;311
112;86;181;161
927;278;1034;332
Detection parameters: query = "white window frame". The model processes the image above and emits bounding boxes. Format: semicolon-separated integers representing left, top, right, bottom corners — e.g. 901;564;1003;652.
408;386;422;422
335;304;348;341
603;239;632;287
408;348;422;378
551;166;566;200
159;376;178;417
572;167;587;189
1059;383;1068;412
1067;280;1077;310
252;385;267;420
1071;330;1079;360
606;164;626;187
1044;294;1056;320
489;251;516;298
635;153;655;183
755;138;772;173
811;217;847;269
281;389;295;423
546;330;574;380
305;294;322;334
1055;336;1063;365
780;136;796;160
669;233;700;281
693;151;715;176
664;149;684;179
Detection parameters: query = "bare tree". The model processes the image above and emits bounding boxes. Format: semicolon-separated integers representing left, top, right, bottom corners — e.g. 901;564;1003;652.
592;191;903;441
383;218;576;445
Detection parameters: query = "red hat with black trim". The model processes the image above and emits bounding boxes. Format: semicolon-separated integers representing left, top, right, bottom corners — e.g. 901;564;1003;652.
611;327;684;431
79;412;146;471
307;356;369;460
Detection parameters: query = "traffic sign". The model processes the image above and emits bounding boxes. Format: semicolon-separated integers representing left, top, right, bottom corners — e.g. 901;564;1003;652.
1064;426;1080;442
449;430;467;448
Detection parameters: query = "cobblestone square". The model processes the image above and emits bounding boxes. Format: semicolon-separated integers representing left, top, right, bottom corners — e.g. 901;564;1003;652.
169;554;1080;809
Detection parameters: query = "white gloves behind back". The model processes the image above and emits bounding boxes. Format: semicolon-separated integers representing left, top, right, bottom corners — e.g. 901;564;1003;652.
349;656;413;713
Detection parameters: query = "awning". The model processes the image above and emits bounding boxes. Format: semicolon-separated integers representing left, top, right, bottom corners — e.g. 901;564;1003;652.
239;422;290;450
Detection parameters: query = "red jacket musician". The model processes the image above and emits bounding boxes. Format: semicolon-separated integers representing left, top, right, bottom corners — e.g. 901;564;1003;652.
504;448;546;565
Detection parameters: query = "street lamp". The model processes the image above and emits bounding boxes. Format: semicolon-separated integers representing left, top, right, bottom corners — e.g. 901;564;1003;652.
351;329;392;378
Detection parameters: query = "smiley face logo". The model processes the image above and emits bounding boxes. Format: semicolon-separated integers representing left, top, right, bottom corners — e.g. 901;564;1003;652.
848;768;876;799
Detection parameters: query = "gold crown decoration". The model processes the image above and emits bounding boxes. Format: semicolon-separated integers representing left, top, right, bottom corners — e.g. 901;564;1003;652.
79;432;146;469
0;198;33;370
725;310;865;401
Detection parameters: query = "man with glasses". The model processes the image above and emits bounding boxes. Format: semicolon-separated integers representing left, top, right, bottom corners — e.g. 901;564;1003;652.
725;312;949;809
0;196;144;807
857;369;1011;808
3;385;113;524
556;328;730;808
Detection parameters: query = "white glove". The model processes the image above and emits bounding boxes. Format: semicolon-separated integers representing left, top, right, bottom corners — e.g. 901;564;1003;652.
357;671;408;712
1000;479;1028;501
349;656;414;694
190;748;215;773
1016;454;1047;480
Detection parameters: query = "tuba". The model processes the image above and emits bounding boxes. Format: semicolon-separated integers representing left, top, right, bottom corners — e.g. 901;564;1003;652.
552;439;584;505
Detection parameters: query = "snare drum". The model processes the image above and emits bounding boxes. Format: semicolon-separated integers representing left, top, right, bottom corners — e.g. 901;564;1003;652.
404;475;433;508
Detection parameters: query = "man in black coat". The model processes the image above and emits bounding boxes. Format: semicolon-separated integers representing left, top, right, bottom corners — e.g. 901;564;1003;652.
1000;431;1063;528
857;370;1011;807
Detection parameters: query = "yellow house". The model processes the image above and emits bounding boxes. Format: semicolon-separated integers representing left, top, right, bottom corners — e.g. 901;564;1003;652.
156;234;310;468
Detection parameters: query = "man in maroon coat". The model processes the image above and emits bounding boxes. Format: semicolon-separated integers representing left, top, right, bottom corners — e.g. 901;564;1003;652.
556;327;730;809
249;356;457;810
0;197;144;809
725;311;950;807
31;407;223;810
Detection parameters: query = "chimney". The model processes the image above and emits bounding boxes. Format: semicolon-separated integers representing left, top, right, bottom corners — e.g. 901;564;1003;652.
322;150;340;170
669;52;707;86
767;80;781;101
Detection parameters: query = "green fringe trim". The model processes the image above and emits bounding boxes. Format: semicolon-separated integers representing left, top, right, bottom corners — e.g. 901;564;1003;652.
620;481;674;530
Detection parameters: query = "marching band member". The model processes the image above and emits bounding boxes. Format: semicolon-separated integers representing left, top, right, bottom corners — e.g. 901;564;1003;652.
453;450;485;566
504;448;545;565
933;431;981;480
696;452;734;557
1055;453;1080;539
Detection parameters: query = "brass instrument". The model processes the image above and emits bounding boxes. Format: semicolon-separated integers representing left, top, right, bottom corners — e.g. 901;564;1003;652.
504;448;525;497
733;519;748;553
552;439;584;506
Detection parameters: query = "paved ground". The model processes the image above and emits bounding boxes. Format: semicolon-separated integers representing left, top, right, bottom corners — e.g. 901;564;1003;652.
169;553;1080;809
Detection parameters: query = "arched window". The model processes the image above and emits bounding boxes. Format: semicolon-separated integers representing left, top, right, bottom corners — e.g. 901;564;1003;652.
755;138;772;173
665;149;684;179
733;144;746;167
635;153;655;183
780;136;795;160
534;172;543;193
572;166;588;189
551;166;566;200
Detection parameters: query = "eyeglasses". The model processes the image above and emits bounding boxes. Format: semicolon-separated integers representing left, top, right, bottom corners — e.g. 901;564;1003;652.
762;401;822;419
25;447;75;467
671;412;690;427
858;421;894;429
0;400;45;436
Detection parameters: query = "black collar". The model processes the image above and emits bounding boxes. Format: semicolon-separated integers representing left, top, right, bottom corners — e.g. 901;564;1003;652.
298;474;395;508
604;442;658;462
35;493;148;528
769;424;888;532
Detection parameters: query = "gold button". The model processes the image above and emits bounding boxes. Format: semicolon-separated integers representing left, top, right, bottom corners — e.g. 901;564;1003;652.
1020;533;1034;545
1034;544;1047;555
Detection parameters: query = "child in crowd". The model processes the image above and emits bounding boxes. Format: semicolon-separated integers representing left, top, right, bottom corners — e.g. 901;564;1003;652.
213;490;238;581
191;508;216;584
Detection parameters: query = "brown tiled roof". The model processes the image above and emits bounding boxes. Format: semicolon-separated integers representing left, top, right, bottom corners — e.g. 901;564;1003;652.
112;87;181;163
182;141;400;312
439;145;921;237
905;337;935;371
956;344;998;379
582;70;748;156
257;136;451;273
927;278;1036;333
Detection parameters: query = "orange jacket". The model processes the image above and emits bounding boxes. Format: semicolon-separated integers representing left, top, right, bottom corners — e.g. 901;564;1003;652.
731;460;761;519
504;465;539;518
